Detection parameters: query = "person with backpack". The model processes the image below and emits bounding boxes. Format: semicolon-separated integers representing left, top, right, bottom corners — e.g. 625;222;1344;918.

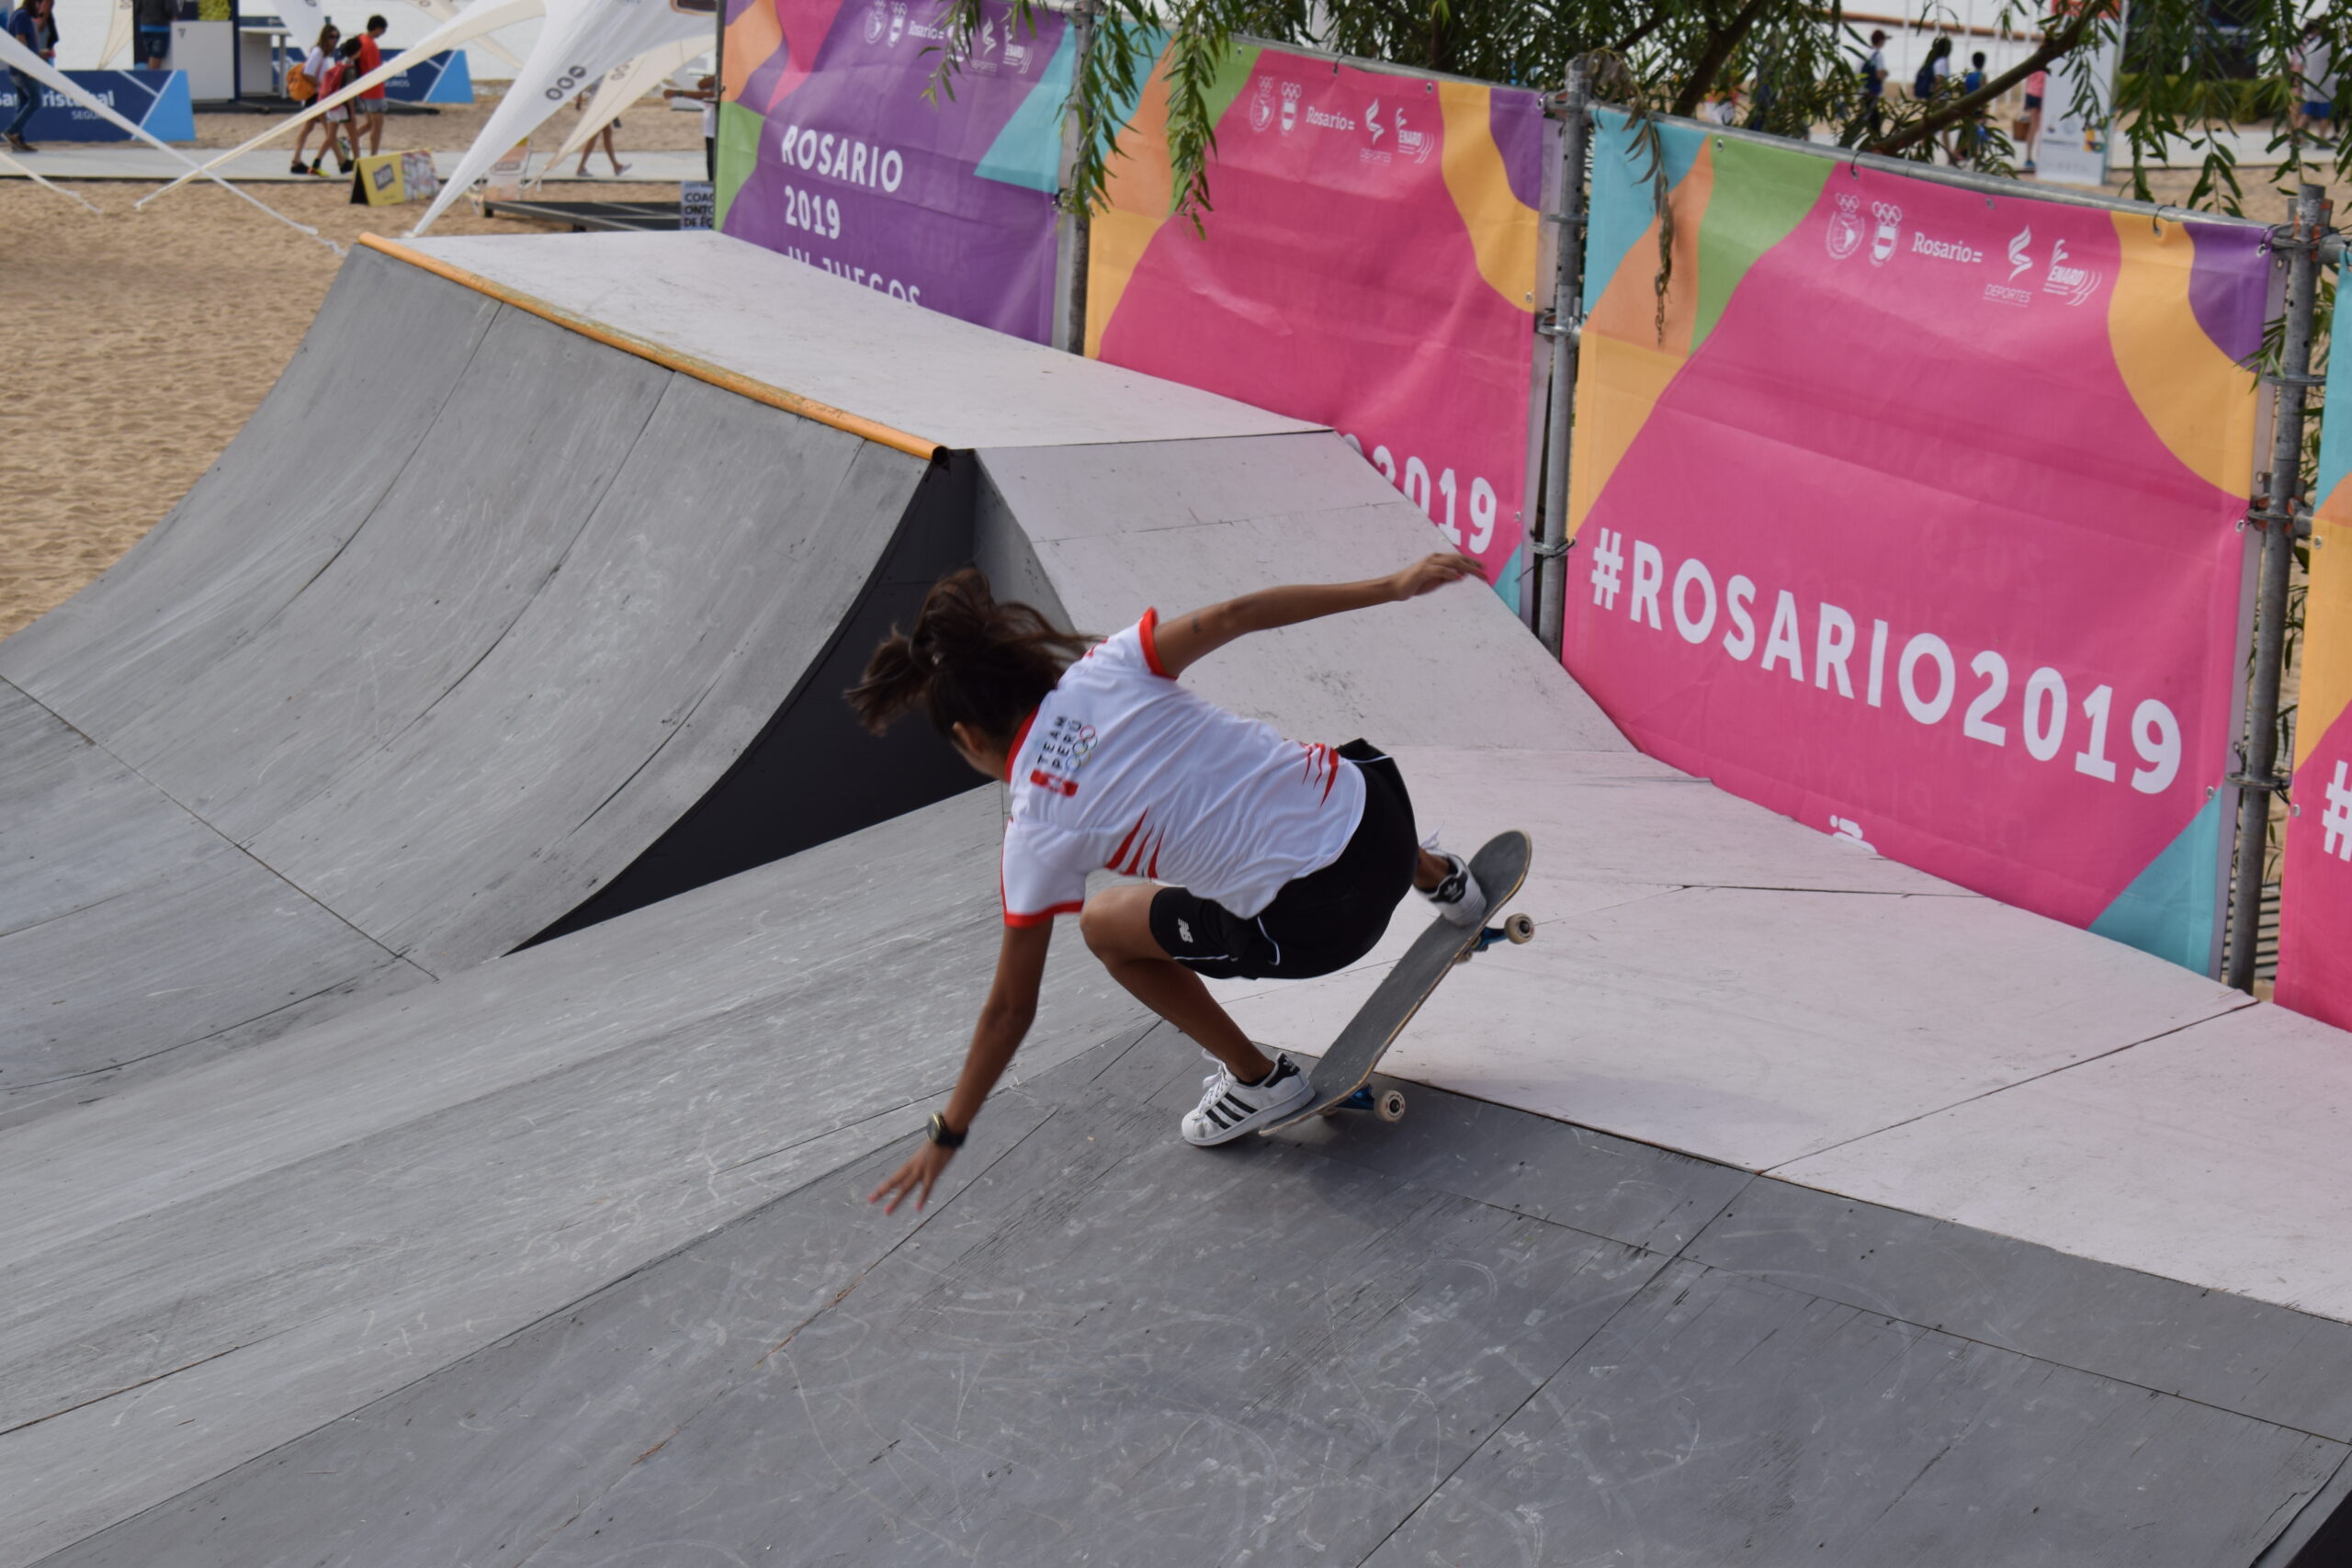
852;556;1493;1214
1913;35;1953;107
310;36;363;175
349;13;389;158
1951;49;1988;165
289;21;345;175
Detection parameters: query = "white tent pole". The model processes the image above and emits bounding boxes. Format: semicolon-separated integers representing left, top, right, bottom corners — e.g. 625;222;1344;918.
0;142;104;210
133;0;544;208
0;30;337;249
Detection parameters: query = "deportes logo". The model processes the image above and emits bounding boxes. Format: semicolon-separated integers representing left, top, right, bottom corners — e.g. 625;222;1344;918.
1826;193;1862;260
2007;224;2033;280
1366;98;1385;142
1869;200;1902;265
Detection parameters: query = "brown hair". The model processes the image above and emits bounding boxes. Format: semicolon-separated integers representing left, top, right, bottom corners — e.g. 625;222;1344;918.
846;568;1091;741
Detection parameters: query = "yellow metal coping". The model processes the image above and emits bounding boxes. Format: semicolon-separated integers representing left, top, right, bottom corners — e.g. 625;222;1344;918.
358;234;944;462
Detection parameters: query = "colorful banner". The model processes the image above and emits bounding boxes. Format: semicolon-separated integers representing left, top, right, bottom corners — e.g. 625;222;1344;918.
0;68;190;141
718;0;1071;343
1568;114;2267;971
1086;44;1548;603
2274;265;2352;1027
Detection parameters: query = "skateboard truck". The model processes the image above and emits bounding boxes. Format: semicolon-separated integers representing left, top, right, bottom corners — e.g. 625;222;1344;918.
1455;910;1536;964
1330;1085;1409;1122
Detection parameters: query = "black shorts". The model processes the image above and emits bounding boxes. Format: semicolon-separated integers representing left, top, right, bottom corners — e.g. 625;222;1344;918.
1149;739;1418;981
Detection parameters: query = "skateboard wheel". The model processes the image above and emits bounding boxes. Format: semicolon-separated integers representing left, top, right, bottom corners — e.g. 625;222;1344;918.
1504;912;1535;944
1374;1089;1407;1122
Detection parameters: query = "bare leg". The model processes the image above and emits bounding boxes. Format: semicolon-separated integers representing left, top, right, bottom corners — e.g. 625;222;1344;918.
1080;885;1272;1082
1411;845;1451;891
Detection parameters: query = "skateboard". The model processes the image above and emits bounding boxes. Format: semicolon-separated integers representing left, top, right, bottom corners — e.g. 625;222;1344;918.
1259;829;1532;1134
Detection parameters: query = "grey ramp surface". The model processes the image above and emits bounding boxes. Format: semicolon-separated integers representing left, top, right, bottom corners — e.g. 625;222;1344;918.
40;1020;2350;1568
980;433;1630;753
0;790;1147;1565
411;230;1322;450
0;241;961;1115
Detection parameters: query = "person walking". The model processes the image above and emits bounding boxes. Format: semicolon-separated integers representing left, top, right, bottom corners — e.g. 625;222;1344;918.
349;13;388;158
289;20;345;175
571;88;626;177
1951;49;1988;165
854;556;1492;1214
1859;29;1890;140
2294;23;2338;141
312;36;362;173
6;0;57;154
132;0;169;70
2019;68;2046;173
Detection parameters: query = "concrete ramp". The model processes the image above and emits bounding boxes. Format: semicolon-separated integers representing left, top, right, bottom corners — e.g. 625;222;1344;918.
8;231;2352;1564
0;243;981;1122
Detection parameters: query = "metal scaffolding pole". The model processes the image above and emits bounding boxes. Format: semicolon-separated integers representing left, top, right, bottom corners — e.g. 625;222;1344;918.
2226;182;2331;993
1532;57;1591;659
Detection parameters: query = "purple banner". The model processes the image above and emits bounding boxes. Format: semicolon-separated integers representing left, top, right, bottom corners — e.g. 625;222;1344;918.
719;0;1072;343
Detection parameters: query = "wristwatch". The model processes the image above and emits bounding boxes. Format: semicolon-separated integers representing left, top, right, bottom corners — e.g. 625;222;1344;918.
926;1113;967;1149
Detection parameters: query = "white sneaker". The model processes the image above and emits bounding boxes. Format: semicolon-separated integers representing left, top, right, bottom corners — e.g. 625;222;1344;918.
1182;1053;1312;1145
1419;841;1485;928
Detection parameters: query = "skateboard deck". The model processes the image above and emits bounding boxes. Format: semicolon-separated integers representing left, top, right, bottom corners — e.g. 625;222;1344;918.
1260;829;1532;1134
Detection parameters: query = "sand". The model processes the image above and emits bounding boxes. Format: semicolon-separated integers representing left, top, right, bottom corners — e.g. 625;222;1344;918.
0;89;695;639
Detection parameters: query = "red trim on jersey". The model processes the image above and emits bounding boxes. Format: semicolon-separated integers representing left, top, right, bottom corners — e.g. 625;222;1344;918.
1001;707;1039;784
1137;608;1170;678
1003;900;1084;928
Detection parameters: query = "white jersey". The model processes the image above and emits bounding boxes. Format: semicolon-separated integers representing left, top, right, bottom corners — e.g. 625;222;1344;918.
1001;611;1366;926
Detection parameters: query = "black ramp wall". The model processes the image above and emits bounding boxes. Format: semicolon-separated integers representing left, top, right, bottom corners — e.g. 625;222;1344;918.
0;243;972;1123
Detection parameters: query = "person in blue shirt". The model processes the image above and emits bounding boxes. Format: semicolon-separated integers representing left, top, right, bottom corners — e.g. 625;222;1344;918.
6;0;58;154
1860;28;1889;139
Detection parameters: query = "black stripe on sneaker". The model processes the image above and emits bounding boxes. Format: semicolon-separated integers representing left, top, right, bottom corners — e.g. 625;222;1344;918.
1204;1103;1231;1129
1218;1095;1252;1121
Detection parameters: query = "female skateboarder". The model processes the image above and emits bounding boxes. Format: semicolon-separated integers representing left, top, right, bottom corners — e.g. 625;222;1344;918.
854;552;1487;1213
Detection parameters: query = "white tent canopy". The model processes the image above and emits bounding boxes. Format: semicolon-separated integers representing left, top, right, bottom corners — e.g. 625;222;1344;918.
535;36;707;178
411;0;708;233
137;0;542;208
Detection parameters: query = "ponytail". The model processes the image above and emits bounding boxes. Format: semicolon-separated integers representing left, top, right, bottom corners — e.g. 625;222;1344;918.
847;568;1091;741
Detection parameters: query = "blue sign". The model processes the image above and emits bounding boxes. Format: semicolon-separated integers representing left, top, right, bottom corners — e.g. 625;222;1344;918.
278;46;472;104
0;69;193;142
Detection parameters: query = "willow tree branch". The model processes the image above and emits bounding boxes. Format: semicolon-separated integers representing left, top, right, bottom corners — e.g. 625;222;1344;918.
1669;0;1786;117
1871;3;2110;156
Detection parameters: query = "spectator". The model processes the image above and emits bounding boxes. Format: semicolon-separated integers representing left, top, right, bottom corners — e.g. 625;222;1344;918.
290;20;345;175
1859;29;1889;139
132;0;168;70
1951;49;1987;164
6;0;56;155
664;72;717;179
571;89;628;177
350;12;388;158
2294;23;2337;141
2020;68;2046;173
1912;35;1953;105
313;35;362;173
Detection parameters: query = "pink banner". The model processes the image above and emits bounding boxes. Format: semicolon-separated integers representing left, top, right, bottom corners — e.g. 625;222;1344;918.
1089;46;1549;604
1569;118;2267;969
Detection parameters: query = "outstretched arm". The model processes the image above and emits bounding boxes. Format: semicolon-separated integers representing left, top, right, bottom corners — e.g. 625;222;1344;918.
1148;552;1481;679
869;919;1052;1213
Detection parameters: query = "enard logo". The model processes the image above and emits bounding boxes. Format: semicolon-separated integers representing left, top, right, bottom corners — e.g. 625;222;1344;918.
1826;192;1862;260
1394;104;1431;163
2007;224;2033;280
2043;237;2103;305
1250;75;1275;132
1869;200;1902;265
